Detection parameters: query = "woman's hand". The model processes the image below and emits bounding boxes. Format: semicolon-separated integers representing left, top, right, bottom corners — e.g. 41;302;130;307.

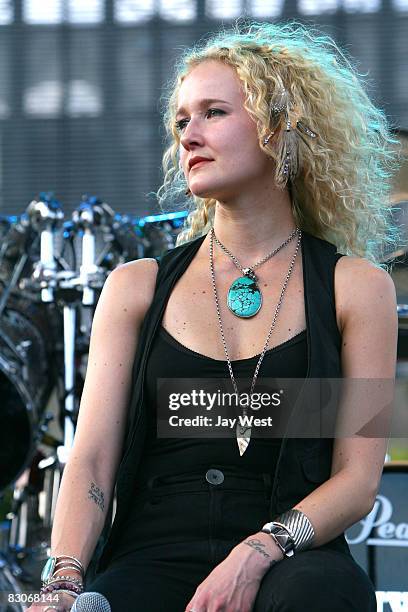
25;591;77;612
184;532;283;612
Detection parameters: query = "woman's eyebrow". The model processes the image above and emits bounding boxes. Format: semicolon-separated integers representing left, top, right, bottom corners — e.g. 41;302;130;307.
176;98;231;118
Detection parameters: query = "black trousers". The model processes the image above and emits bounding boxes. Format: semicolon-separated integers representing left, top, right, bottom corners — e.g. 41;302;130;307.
87;468;376;611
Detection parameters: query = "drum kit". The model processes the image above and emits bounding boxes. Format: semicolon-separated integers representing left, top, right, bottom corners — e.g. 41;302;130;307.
0;192;407;609
0;194;185;610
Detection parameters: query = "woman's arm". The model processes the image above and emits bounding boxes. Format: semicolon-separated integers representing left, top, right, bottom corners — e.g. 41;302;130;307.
49;258;159;574
247;256;398;567
288;256;397;547
185;257;398;612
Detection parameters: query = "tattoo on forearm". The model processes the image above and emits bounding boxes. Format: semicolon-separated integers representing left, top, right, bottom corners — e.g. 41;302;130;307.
244;538;280;568
88;482;105;512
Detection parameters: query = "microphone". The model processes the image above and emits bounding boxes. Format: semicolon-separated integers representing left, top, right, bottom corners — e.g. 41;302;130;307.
71;592;111;612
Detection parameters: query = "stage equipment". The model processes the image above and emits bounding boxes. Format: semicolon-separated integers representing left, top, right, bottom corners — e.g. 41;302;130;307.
0;198;186;608
346;462;408;611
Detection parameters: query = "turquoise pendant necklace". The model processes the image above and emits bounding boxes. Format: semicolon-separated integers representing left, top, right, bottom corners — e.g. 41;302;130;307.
227;268;262;318
209;228;302;455
211;227;299;319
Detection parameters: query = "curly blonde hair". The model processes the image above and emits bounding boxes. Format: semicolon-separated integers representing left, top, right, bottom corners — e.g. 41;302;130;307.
157;20;402;264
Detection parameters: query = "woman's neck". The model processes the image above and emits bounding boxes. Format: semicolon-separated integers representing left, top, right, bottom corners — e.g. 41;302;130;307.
210;190;297;260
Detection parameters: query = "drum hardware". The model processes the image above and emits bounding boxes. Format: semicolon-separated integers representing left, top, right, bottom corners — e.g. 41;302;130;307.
5;451;62;551
0;202;185;496
72;197;111;306
7;484;31;556
26;194;64;304
3;450;61;596
36;414;61;449
0;339;20;368
0;212;42;318
397;305;408;317
381;198;408;360
136;210;187;258
0;254;30;319
381;197;408;263
0;555;24;611
0;300;59;490
37;453;63;531
55;197;116;455
0;214;36;271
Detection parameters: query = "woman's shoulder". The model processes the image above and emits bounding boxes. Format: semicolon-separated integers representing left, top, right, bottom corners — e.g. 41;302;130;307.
105;258;159;319
334;254;396;334
334;250;393;283
111;257;159;284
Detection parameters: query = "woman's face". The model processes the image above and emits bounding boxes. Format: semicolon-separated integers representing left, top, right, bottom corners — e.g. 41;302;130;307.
176;60;272;202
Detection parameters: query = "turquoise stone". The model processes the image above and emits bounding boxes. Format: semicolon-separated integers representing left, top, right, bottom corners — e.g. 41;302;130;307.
41;556;56;582
227;276;262;318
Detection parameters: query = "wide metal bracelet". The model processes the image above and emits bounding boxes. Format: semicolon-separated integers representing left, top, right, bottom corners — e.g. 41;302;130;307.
269;531;294;558
261;523;295;557
273;508;315;552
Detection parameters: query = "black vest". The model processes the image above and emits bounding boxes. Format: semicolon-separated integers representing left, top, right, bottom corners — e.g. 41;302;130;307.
96;230;348;572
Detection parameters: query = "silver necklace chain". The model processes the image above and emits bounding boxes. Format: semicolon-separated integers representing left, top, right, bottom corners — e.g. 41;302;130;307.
209;227;302;405
211;226;299;278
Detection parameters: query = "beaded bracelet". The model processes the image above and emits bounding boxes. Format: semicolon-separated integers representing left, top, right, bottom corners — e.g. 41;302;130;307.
48;588;80;601
58;589;81;598
43;575;84;588
40;581;83;596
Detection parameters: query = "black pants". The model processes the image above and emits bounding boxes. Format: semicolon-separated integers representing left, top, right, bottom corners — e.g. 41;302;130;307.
87;468;376;611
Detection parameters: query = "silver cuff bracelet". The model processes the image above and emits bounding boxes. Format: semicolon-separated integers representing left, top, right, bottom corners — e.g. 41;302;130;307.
261;523;295;557
274;508;315;551
262;508;315;554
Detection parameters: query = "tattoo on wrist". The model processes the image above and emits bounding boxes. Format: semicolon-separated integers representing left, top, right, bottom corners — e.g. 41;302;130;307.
244;538;280;568
88;481;105;512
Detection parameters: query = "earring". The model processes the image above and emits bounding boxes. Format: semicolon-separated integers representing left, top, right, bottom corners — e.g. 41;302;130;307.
263;130;275;146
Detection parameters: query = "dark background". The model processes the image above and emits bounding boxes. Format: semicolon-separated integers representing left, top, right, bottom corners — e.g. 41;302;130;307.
0;0;407;217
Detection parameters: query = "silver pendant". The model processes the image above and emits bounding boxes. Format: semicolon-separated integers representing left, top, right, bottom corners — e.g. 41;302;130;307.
236;424;251;456
236;411;251;455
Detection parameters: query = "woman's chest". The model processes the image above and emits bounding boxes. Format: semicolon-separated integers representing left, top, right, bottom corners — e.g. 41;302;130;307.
161;254;307;361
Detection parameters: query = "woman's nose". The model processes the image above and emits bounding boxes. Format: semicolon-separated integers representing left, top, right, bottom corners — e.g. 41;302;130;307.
180;119;204;151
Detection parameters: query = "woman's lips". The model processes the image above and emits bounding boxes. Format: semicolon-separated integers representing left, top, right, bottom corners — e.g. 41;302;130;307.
190;160;212;171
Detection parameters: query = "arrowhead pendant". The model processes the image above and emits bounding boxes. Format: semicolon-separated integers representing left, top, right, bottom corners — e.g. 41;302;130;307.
236;421;251;456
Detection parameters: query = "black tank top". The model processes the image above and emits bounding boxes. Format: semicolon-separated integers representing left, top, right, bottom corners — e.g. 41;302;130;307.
137;325;308;479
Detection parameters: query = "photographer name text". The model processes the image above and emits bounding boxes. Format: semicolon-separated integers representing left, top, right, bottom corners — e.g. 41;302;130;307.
168;414;274;428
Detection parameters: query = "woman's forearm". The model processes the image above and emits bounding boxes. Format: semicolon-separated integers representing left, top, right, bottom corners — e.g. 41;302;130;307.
50;453;114;573
291;468;375;548
232;468;376;581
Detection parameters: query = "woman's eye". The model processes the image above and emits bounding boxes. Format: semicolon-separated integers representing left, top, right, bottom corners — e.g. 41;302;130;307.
175;118;189;132
206;108;225;118
175;108;225;132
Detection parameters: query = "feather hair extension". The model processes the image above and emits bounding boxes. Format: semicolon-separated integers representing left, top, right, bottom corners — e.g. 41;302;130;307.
296;120;318;139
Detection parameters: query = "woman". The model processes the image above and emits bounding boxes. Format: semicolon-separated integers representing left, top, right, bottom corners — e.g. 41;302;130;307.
30;21;399;612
